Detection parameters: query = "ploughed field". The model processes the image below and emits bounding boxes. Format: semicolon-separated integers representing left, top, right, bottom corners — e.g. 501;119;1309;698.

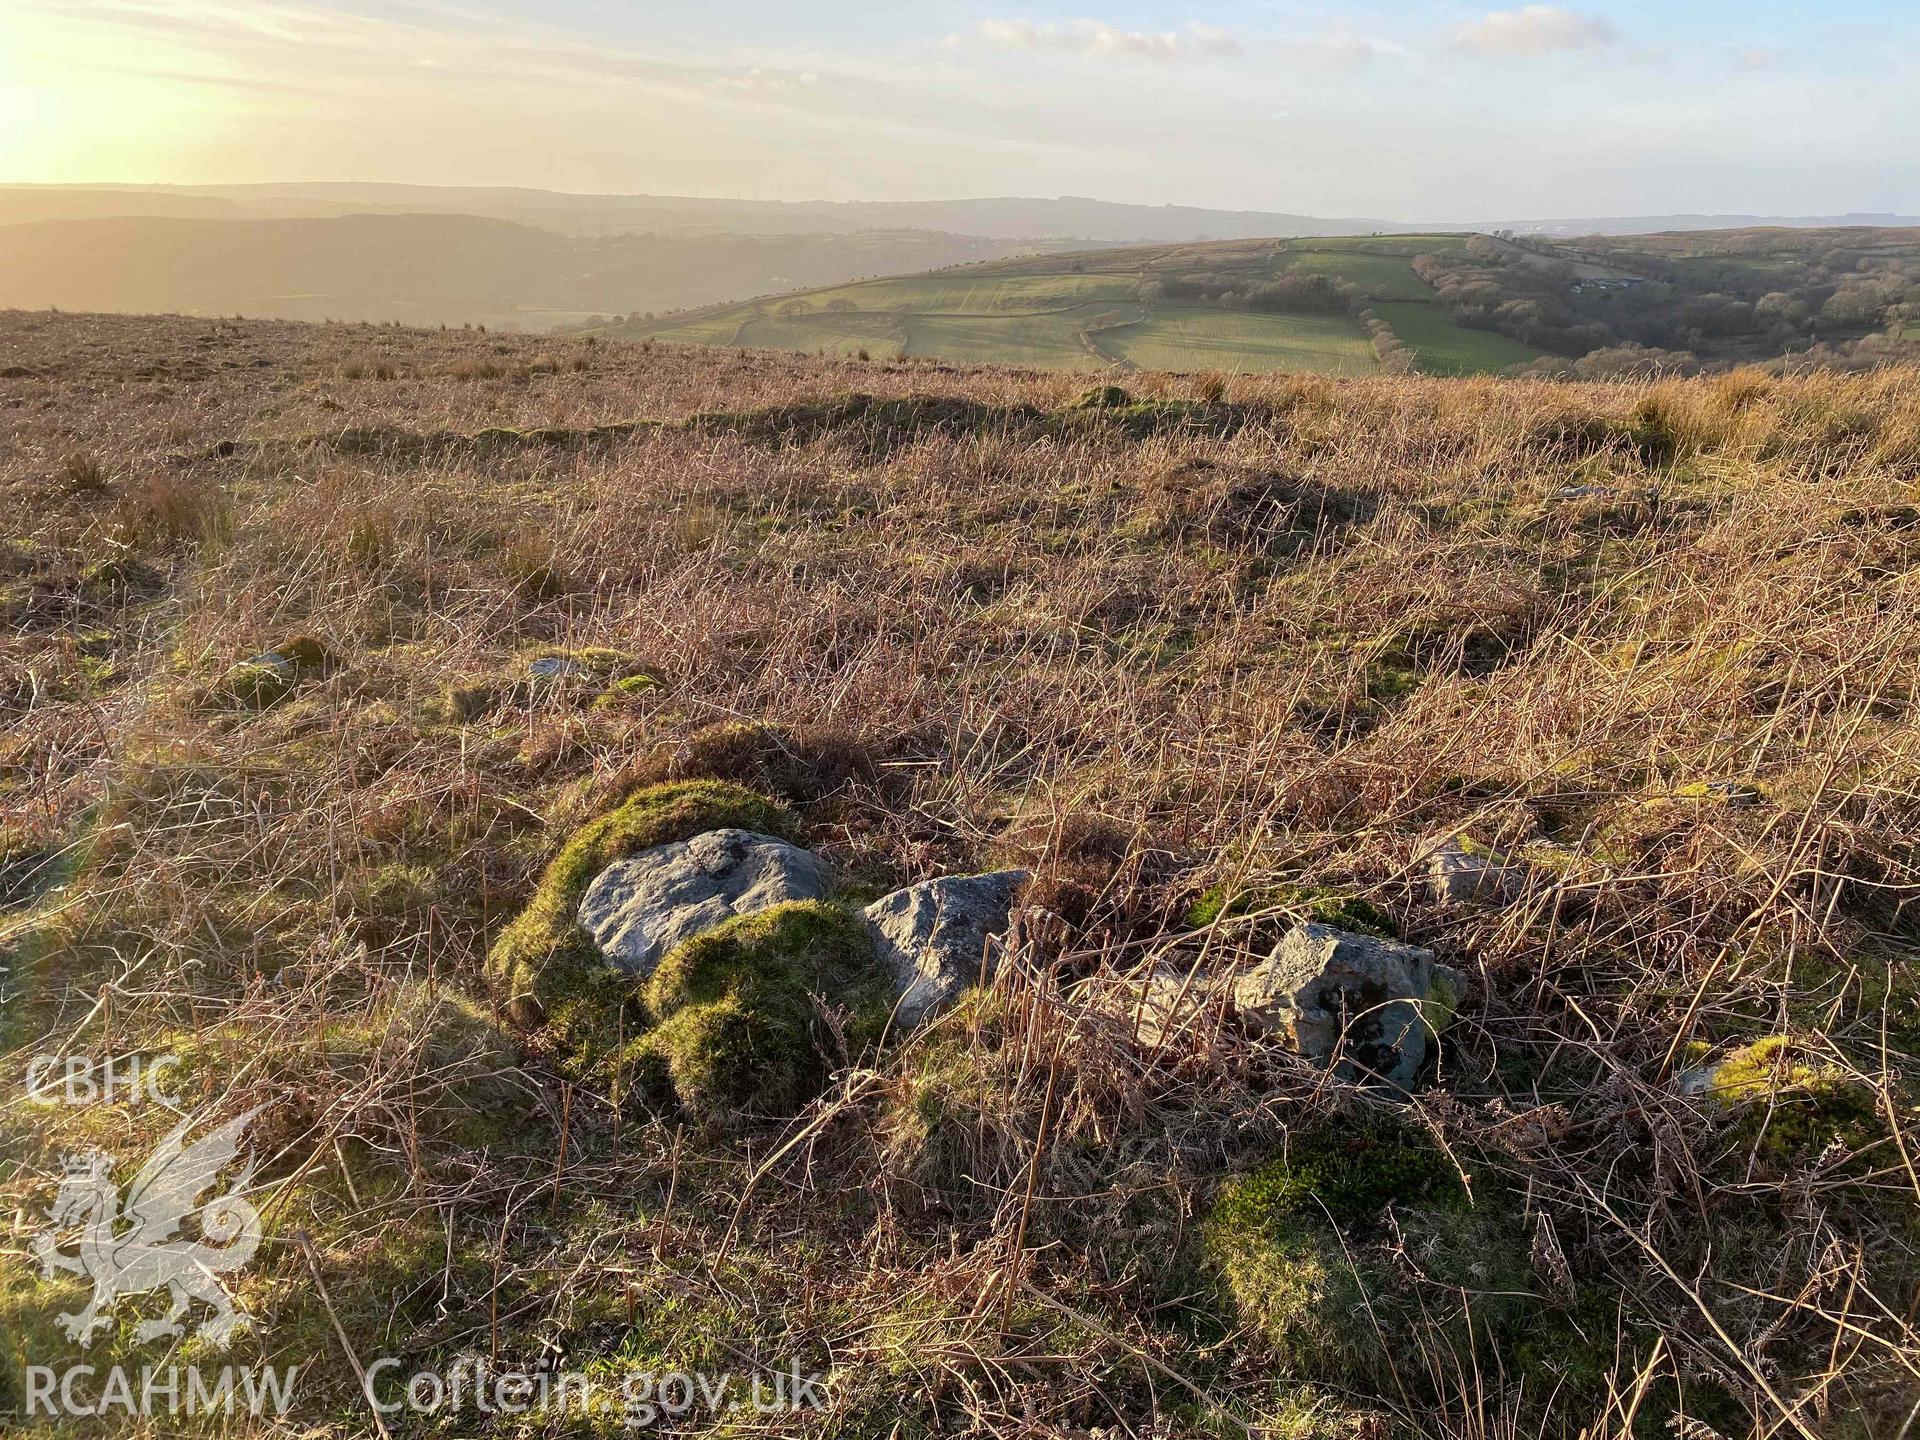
3;310;1919;1437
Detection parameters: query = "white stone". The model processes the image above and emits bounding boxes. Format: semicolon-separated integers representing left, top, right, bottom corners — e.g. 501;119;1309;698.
1426;837;1526;906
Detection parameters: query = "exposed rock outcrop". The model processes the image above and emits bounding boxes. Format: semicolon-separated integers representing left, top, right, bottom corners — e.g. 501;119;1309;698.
1234;922;1463;1089
864;870;1028;1028
577;828;829;978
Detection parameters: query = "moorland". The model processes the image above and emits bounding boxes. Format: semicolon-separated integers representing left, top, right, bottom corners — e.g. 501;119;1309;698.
2;310;1918;1437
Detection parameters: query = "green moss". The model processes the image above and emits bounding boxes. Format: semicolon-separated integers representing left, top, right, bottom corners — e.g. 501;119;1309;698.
485;781;793;1075
222;657;293;708
277;634;331;670
873;990;1021;1214
1201;1123;1671;1427
1185;882;1398;939
638;900;889;1118
218;635;330;709
1060;397;1225;438
1362;647;1425;702
1423;968;1462;1032
1069;384;1134;410
1203;1122;1540;1397
1700;1035;1882;1168
1209;1124;1463;1232
1672;778;1766;805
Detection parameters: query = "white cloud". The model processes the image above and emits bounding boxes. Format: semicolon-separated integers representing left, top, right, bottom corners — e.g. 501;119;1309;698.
966;18;1242;62
1451;7;1618;58
1289;32;1382;66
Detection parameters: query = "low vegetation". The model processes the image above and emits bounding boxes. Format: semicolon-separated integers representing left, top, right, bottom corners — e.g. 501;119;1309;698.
3;310;1918;1437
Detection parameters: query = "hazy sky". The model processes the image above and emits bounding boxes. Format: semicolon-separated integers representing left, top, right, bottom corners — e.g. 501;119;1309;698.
4;0;1915;219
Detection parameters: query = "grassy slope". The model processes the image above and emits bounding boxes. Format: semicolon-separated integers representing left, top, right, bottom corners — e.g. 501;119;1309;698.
622;233;1537;377
904;303;1135;368
3;313;1917;1438
1105;304;1378;375
1374;300;1550;375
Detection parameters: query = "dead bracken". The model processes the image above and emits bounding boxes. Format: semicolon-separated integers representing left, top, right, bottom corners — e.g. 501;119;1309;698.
3;311;1917;1439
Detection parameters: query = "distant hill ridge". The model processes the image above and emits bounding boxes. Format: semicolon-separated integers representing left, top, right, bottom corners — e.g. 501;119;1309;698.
3;182;1915;241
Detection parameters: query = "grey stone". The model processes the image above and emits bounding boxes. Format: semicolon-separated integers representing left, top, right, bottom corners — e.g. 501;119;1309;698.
1426;836;1526;906
1233;922;1463;1089
1673;1065;1715;1098
864;870;1028;1028
1096;963;1219;1048
528;655;589;680
577;829;829;978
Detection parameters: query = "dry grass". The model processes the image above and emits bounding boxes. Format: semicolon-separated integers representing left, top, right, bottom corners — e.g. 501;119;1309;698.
2;310;1918;1437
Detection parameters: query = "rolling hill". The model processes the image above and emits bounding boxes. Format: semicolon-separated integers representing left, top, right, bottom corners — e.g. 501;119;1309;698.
616;225;1920;378
6;183;1912;240
609;233;1545;376
0;213;1062;330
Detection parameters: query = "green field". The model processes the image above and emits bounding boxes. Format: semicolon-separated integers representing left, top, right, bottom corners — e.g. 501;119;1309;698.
1269;237;1467;301
1277;249;1433;300
738;311;904;356
620;233;1544;377
1104;305;1378;375
909;303;1145;368
1373;301;1545;375
779;271;1138;314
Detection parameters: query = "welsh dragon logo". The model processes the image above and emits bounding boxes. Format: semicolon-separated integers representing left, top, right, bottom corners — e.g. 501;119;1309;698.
32;1107;264;1348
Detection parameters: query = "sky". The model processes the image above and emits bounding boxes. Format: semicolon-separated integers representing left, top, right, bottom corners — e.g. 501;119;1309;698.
2;0;1915;220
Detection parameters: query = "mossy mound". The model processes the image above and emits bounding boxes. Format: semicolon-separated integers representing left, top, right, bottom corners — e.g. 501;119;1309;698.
1058;396;1227;439
1203;1121;1534;1392
689;393;1039;459
640;718;876;805
156;985;526;1157
635;900;890;1119
1069;384;1134;410
486;780;793;1072
218;634;331;709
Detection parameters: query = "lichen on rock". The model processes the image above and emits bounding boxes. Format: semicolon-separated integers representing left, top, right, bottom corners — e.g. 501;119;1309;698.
1233;922;1464;1089
864;869;1028;1029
